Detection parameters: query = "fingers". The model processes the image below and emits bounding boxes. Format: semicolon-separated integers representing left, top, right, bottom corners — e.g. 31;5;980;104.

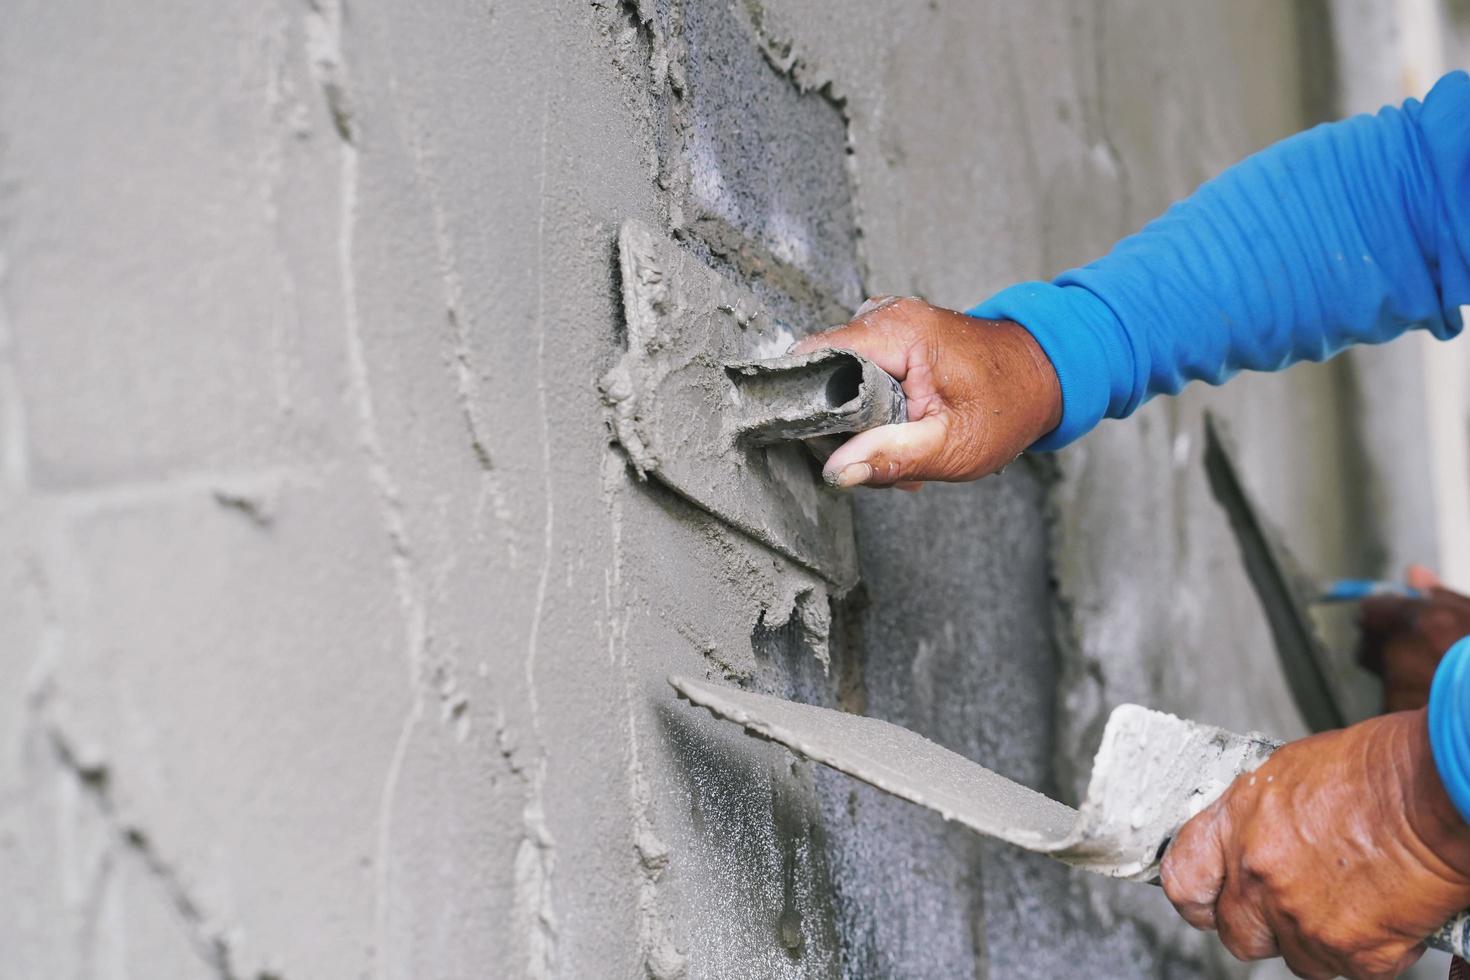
1162;802;1285;966
1386;943;1426;978
1357;595;1415;636
1407;564;1442;591
1379;638;1439;711
1426;586;1470;618
1420;589;1470;647
1215;885;1279;961
1272;928;1338;980
821;416;949;488
1357;572;1470;708
1161;809;1227;932
792;296;938;490
789;296;921;380
1308;944;1430;980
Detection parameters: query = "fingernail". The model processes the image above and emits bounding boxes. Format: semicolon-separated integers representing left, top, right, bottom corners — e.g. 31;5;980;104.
825;462;872;488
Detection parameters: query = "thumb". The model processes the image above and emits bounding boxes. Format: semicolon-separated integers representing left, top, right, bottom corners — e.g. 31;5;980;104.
1407;564;1442;591
821;416;949;488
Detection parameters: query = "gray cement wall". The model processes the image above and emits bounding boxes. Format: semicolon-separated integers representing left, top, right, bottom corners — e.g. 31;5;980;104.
0;1;1432;978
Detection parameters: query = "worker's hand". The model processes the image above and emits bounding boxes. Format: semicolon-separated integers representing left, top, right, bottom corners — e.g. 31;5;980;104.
790;296;1062;489
1161;709;1470;979
1358;565;1470;712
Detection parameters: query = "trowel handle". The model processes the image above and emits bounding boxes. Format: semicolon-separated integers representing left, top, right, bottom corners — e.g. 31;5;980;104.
1429;910;1470;957
726;349;906;453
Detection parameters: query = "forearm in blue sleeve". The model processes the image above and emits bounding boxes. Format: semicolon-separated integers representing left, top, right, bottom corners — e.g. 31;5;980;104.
1430;638;1470;824
972;70;1470;450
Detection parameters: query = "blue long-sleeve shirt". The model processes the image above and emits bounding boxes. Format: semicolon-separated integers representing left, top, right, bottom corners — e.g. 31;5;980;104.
971;71;1470;822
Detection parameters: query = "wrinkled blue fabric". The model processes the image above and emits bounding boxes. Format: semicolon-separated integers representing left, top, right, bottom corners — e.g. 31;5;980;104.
1432;638;1470;824
973;71;1470;450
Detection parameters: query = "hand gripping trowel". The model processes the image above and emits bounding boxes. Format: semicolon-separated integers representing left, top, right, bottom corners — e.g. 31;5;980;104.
670;675;1470;957
613;216;1470;955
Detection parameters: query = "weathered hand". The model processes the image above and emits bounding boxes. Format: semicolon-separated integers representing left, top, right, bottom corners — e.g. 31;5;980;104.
789;296;1061;489
1161;710;1470;979
1358;566;1470;712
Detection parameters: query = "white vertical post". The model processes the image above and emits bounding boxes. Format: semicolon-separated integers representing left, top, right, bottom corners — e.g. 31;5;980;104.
1330;0;1470;588
1396;0;1470;588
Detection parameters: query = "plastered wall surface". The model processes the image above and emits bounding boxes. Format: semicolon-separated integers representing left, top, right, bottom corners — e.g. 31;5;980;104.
0;2;1430;978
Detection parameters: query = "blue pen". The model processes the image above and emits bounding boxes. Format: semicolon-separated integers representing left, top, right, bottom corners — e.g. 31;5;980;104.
1316;578;1425;604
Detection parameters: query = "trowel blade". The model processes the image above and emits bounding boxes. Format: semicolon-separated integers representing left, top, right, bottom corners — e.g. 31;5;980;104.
669;675;1273;880
670;675;1470;955
671;673;1078;849
1202;412;1347;732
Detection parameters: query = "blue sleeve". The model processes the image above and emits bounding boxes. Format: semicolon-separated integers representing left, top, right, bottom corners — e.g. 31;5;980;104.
1430;638;1470;824
970;70;1470;450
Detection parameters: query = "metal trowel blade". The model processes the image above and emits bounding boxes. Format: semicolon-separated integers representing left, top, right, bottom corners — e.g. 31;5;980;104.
670;674;1470;954
1202;411;1347;731
669;675;1275;880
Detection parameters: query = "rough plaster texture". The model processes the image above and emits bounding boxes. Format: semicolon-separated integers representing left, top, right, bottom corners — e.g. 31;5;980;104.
0;1;1440;978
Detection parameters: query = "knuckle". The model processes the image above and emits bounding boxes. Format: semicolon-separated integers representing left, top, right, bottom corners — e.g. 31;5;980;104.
1219;929;1276;962
1282;959;1333;980
1423;609;1458;641
1162;824;1222;895
1236;847;1277;885
1216;902;1276;961
1160;864;1212;909
869;295;909;314
1345;951;1401;980
863;452;906;485
883;296;928;326
1180;908;1217;932
1309;925;1363;961
1172;899;1218;932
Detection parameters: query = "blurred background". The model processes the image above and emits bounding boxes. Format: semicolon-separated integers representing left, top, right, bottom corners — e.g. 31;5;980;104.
1;1;1467;977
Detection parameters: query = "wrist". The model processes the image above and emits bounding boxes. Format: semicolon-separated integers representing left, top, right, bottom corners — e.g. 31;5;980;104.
989;318;1063;446
969;283;1124;451
1403;707;1470;880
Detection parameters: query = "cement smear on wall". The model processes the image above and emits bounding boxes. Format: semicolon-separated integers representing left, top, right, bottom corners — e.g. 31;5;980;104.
0;1;1426;978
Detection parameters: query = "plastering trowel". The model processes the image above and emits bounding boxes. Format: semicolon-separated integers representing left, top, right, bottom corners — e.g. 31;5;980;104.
1203;412;1350;732
602;220;905;592
670;674;1470;956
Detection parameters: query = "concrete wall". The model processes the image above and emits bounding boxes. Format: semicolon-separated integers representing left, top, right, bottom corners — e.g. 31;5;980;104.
0;1;1440;978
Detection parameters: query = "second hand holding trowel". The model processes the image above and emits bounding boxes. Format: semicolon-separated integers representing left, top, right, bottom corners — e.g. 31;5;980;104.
670;674;1470;957
633;247;1468;956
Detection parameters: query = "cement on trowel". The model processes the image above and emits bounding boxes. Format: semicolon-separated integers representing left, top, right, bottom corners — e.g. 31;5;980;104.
726;348;906;456
602;220;867;589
